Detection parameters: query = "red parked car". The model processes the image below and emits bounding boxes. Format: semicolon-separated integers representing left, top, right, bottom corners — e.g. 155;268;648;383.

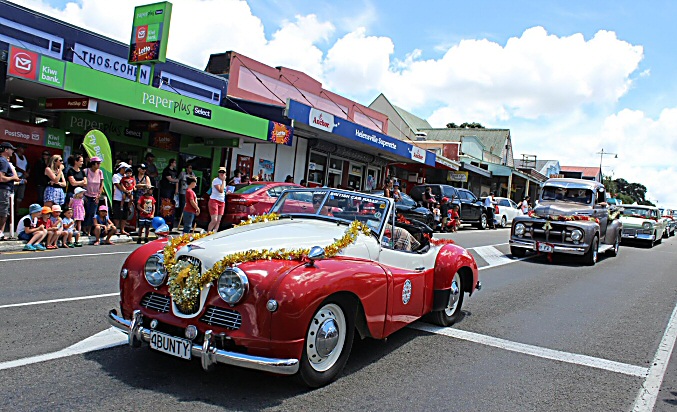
196;182;302;229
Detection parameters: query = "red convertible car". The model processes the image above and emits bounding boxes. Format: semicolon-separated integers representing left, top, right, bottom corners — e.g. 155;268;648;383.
108;188;480;387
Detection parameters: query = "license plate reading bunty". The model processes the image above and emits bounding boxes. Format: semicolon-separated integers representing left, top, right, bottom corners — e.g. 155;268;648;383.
538;243;553;253
150;330;192;360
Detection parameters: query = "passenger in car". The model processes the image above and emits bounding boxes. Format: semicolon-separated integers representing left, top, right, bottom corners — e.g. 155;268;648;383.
383;223;420;252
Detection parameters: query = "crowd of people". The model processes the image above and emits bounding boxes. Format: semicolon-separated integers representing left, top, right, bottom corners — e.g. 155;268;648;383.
0;141;217;249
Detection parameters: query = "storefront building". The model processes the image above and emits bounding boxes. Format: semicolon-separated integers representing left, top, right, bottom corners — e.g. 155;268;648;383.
285;99;435;191
204;51;434;190
1;2;288;212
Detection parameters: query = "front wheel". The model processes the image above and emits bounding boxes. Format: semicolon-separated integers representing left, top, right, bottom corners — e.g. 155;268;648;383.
511;246;526;258
429;272;464;326
298;300;355;388
583;235;598;266
607;232;620;257
500;216;507;228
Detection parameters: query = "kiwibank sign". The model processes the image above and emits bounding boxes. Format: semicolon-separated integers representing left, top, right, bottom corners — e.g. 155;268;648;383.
62;63;269;141
286;99;434;166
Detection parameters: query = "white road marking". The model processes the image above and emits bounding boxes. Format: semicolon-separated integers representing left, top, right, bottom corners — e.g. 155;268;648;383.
474;245;515;267
0;293;118;309
0;251;131;263
632;301;677;411
411;323;649;378
0;327;127;371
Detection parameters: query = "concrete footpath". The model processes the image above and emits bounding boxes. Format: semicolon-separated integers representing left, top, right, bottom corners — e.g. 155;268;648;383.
0;228;205;253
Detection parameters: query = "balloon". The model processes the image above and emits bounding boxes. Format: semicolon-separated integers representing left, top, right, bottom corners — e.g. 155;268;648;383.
152;217;166;230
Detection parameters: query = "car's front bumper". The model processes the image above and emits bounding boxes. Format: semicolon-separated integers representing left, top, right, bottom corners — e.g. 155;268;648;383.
509;239;587;255
621;232;655;241
108;309;299;375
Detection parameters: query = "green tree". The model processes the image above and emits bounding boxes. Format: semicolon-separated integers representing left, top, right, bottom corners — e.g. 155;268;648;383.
612;178;654;206
447;122;485;129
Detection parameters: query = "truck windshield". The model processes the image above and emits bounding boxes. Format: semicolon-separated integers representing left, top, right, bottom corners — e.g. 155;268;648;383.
541;186;593;204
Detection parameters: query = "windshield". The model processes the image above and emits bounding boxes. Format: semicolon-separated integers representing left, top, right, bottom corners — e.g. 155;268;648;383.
234;184;265;195
541;186;594;204
622;207;657;219
269;188;391;234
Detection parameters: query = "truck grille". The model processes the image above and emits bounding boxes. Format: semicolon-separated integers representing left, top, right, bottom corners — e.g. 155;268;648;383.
178;255;202;272
200;306;242;330
622;228;636;236
522;221;574;243
140;293;171;313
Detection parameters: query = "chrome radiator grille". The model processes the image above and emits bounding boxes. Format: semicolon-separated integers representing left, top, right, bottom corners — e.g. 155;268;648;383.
200;306;242;330
178;255;202;273
622;228;636;236
140;293;171;313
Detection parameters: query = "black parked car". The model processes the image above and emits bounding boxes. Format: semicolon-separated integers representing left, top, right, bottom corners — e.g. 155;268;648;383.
371;190;434;227
409;184;487;229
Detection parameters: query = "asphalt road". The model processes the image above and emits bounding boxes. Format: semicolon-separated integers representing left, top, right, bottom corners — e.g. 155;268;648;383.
1;229;677;411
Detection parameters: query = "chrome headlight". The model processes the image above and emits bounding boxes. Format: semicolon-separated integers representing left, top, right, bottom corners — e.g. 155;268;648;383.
570;229;583;242
642;222;653;230
514;223;526;236
144;253;167;287
217;267;249;305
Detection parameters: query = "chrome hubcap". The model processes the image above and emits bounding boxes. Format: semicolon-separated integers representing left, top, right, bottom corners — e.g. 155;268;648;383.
306;303;346;372
316;319;339;357
444;273;461;316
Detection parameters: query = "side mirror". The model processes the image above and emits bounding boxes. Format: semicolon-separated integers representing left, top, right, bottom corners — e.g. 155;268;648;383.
306;246;325;267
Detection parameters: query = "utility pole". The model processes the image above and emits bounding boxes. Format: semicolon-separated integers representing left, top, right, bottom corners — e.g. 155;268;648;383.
597;148;618;183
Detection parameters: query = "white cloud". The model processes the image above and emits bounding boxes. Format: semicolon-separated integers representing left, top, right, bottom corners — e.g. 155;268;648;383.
11;1;673;204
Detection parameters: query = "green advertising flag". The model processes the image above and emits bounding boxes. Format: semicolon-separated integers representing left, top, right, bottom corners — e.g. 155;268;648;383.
82;129;113;202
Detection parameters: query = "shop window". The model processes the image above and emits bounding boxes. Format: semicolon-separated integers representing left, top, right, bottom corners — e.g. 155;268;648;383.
308;151;327;186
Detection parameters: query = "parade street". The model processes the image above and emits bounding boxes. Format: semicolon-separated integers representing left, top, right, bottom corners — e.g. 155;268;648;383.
5;229;677;411
1;230;677;412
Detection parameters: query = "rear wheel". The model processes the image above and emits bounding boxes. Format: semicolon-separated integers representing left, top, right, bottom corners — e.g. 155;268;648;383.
583;235;598;266
476;214;488;230
429;272;464;326
298;299;355;388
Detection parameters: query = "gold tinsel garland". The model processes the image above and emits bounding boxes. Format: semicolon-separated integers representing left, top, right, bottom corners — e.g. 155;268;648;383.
164;216;372;312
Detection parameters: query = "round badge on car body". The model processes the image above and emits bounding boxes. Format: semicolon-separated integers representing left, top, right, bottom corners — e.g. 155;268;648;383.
402;280;412;304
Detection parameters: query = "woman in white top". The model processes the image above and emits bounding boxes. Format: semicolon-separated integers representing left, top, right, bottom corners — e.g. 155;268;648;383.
208;168;227;232
520;196;531;214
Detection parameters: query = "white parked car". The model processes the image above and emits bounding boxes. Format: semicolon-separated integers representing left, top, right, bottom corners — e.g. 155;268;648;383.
494;197;523;228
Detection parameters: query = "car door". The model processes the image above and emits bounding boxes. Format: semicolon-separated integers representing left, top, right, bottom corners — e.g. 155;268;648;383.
377;211;428;333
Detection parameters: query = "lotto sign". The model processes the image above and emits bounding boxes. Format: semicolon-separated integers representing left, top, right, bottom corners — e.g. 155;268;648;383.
7;46;65;89
128;2;172;64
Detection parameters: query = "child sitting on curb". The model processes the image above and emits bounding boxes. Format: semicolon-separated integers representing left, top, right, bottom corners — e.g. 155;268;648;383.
93;205;116;245
49;205;64;248
61;206;76;248
16;204;48;251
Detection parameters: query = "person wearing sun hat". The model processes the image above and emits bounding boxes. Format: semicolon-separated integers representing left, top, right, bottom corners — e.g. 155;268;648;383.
16;203;48;251
93;205;116;245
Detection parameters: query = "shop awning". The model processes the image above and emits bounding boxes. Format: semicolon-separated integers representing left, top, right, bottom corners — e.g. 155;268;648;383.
435;155;460;171
461;161;491;178
285;99;436;167
486;163;545;184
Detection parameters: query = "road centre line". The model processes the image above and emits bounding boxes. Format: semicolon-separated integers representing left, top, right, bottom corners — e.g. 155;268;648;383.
632;300;677;411
411;323;649;378
0;293;118;309
0;251;131;263
0;327;126;371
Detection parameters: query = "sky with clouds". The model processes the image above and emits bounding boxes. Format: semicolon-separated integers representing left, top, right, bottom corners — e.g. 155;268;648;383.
12;0;677;206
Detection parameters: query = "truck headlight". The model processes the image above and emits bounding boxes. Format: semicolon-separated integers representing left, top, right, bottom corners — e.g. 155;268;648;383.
642;222;653;230
218;267;249;305
144;253;167;287
571;229;583;242
514;223;526;236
